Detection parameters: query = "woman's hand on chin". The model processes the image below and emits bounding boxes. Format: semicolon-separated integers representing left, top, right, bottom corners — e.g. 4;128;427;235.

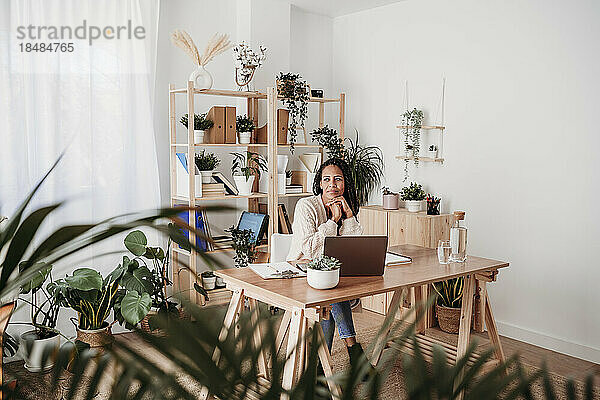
328;196;353;219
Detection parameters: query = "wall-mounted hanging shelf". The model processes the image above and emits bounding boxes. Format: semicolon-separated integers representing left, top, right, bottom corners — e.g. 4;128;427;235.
396;125;445;131
395;156;444;163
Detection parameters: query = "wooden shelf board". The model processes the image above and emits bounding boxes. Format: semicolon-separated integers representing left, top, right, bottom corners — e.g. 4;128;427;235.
169;87;340;103
172;193;268;202
278;192;312;197
395;156;444;163
171;143;322;149
396;125;445;130
173;244;268;256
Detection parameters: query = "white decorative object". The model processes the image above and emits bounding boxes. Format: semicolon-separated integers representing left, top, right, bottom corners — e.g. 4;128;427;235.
176;155;202;197
307;269;339;290
233;175;255;196
277;155;289;173
233;42;267;91
286;177;292;186
194;129;205;144
189;66;213;90
306;172;316;191
259;174;269;193
299;153;321;173
428;150;438;159
20;331;60;372
239;131;251;144
277;173;286;195
200;171;213;184
202;275;216;290
405;200;422;212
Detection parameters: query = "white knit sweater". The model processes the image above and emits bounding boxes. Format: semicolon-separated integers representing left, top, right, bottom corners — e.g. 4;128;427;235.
286;195;363;261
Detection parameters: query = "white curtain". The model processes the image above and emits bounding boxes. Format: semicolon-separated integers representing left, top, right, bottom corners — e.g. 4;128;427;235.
0;0;161;335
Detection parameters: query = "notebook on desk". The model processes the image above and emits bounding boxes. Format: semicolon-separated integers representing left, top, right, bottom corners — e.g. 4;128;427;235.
385;251;412;266
249;262;306;279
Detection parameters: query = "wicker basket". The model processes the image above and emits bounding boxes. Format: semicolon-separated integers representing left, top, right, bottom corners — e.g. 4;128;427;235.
140;308;189;334
435;304;461;334
76;323;113;350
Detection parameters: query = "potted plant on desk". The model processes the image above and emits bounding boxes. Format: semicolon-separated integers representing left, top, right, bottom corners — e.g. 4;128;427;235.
195;150;220;184
432;277;464;333
180;113;214;144
18;262;61;372
230;151;267;196
306;256;341;290
400;182;426;212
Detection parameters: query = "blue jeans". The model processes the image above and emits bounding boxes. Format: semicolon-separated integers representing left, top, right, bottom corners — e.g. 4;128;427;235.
320;300;357;351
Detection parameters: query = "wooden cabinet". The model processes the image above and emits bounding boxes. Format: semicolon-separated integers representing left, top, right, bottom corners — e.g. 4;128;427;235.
358;205;453;317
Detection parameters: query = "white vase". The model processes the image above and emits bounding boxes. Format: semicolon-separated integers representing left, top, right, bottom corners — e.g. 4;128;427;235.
194;130;205;144
202;276;216;290
189;65;213;90
233;175;255;196
428;150;438;159
277;155;289;174
259;174;269;193
307;269;340;290
306;172;316;192
20;331;60;372
200;170;213;184
286;177;292;186
405;200;422;212
278;173;286;195
239;131;251;144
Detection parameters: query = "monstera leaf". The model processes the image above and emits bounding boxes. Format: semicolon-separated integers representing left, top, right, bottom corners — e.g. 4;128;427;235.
120;291;151;325
64;268;103;291
124;230;147;256
121;266;154;294
20;262;52;294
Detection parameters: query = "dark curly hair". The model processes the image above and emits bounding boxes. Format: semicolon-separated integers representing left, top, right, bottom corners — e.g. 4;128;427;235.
312;158;360;216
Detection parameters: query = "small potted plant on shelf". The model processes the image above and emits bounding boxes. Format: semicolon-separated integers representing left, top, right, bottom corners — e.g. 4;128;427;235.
17;262;61;372
226;226;258;268
230;151;267;195
201;271;216;290
180;113;214;144
428;144;438;159
426;194;441;215
195;150;220;184
432;277;464;333
306;256;341;290
382;187;399;210
236;115;255;144
400;182;426;212
285;170;292;186
277;72;309;152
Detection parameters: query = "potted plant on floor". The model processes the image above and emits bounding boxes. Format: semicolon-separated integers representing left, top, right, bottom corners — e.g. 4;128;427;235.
48;266;125;350
306;256;341;290
230;151;267;196
400;182;426;212
180;113;214;144
277;72;309;152
226;226;258;268
432;277;464;333
195;150;220;184
18;262;61;372
382;187;399;210
236;115;254;144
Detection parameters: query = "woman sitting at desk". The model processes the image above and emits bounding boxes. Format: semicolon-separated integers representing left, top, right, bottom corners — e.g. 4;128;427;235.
287;158;368;367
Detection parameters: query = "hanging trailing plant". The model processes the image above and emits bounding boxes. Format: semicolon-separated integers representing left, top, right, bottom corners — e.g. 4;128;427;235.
309;125;344;159
401;108;424;181
276;72;309;153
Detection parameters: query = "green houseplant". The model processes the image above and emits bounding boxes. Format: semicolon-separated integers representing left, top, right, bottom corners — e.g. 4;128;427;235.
306;256;341;289
400;182;426;212
236;115;255;144
180;113;214;144
401;108;424;181
226;226;257;268
277;72;309;152
230;151;267;196
195;150;221;184
432;277;464;333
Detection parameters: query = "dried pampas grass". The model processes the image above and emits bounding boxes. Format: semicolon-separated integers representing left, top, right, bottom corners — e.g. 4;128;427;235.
170;30;232;67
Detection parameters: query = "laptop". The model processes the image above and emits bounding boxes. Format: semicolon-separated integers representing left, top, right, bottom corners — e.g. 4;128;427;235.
324;236;388;276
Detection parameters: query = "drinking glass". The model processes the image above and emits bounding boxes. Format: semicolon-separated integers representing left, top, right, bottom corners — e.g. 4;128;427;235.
437;240;451;264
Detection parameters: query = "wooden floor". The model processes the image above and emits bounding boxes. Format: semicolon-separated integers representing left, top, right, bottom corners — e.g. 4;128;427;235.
353;309;600;382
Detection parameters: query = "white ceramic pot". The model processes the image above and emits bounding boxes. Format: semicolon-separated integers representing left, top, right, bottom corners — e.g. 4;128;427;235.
259;175;269;193
428;150;438;159
307;268;340;290
202;276;216;290
239;131;252;144
405;200;422;212
286;177;292;186
277;173;286;195
277;155;289;174
233;175;255;195
194;130;205;144
215;276;225;288
382;194;399;210
200;170;213;184
20;330;60;372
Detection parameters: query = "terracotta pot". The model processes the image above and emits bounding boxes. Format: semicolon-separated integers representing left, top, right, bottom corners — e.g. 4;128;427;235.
436;304;461;333
76;322;113;350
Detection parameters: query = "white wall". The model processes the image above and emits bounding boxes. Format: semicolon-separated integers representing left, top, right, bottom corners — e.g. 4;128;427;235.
333;0;600;362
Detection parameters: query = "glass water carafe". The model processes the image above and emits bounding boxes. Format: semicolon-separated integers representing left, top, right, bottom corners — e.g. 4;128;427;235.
449;211;467;262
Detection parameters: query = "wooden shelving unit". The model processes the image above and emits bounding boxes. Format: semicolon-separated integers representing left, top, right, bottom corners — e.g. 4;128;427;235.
168;82;345;304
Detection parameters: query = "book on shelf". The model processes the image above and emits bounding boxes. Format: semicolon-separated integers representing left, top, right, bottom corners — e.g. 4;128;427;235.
212;172;238;195
174;206;209;252
277;204;293;234
201;183;225;198
285;184;303;194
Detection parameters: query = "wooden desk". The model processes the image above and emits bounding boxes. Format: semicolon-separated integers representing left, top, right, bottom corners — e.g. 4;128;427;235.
202;245;509;400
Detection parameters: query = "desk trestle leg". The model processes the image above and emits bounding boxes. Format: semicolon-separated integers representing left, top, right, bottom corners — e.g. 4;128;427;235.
454;275;476;400
372;288;405;366
249;298;270;380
